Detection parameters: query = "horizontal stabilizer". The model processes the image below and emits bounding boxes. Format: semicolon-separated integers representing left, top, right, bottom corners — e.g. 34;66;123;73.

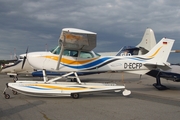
124;70;150;75
144;62;171;70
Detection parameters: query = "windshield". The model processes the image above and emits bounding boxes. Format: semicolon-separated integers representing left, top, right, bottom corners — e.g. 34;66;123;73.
94;52;101;57
50;46;60;54
50;46;99;58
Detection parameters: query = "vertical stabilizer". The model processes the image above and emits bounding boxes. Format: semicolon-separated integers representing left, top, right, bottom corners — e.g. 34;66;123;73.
142;38;174;64
136;28;157;52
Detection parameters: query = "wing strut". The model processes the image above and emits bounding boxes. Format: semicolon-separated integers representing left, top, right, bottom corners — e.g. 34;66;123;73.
56;39;64;70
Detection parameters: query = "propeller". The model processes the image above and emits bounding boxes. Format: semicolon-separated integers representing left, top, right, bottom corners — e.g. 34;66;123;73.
21;47;29;69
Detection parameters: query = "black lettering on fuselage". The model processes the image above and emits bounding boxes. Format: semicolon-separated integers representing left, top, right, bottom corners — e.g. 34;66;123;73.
124;63;142;69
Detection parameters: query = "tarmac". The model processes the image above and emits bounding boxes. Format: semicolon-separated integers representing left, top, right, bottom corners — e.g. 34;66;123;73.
0;72;180;120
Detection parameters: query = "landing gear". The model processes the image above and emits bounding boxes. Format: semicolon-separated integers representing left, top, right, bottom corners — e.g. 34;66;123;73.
3;83;10;99
12;90;18;95
153;75;168;90
4;92;10;99
9;75;18;82
13;76;18;82
71;93;80;99
3;83;17;99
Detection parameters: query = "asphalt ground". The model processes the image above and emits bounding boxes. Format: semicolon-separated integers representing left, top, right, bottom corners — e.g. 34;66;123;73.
0;72;180;120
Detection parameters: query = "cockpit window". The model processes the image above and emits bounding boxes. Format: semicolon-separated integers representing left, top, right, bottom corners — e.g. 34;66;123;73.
50;46;78;57
50;46;98;58
80;51;94;58
50;46;60;54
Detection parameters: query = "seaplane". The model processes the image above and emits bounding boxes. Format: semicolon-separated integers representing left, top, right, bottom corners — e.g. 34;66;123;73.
3;28;174;99
1;28;157;79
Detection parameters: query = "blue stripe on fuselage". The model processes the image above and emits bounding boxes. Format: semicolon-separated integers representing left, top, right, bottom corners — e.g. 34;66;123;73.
62;57;112;69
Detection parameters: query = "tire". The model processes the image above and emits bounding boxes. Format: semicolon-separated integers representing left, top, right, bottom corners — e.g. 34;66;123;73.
71;93;79;99
5;94;10;99
12;90;18;95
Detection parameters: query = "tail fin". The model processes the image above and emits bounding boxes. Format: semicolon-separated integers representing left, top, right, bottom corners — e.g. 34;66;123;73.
136;28;157;52
142;38;174;66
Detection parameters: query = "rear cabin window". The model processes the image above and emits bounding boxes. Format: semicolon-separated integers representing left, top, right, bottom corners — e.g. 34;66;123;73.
80;51;94;58
63;50;78;57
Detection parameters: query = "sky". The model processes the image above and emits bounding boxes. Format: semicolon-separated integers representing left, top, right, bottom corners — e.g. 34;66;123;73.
0;0;180;63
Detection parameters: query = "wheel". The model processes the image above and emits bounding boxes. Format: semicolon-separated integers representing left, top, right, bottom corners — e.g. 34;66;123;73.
71;93;79;99
5;94;10;99
12;90;18;95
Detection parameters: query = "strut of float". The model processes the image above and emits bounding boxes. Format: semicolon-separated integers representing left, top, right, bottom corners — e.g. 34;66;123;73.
42;69;82;84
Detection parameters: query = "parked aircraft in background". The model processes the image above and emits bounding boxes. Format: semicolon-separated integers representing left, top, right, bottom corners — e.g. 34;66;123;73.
146;64;180;90
99;28;156;56
0;54;35;81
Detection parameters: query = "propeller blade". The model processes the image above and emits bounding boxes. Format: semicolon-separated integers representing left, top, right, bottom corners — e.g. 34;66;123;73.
21;47;29;69
21;56;26;69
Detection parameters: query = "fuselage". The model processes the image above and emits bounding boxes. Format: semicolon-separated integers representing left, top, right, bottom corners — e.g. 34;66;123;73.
27;46;151;75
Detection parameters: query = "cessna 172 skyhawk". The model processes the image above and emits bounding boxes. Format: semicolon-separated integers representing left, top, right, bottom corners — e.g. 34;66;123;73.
3;28;174;99
1;28;157;79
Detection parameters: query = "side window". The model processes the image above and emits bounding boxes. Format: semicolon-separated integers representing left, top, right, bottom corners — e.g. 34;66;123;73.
50;46;60;55
80;51;94;58
63;50;78;57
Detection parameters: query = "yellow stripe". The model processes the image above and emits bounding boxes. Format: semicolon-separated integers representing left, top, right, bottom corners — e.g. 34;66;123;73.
148;46;162;58
33;84;89;91
43;56;98;65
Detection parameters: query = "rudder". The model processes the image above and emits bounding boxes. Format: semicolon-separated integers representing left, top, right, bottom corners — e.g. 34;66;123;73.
141;38;174;64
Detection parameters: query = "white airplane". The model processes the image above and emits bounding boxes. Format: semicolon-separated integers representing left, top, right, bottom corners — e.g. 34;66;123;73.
3;28;174;99
1;28;157;78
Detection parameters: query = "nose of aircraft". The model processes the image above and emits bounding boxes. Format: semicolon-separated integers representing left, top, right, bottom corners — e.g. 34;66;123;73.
27;52;48;70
